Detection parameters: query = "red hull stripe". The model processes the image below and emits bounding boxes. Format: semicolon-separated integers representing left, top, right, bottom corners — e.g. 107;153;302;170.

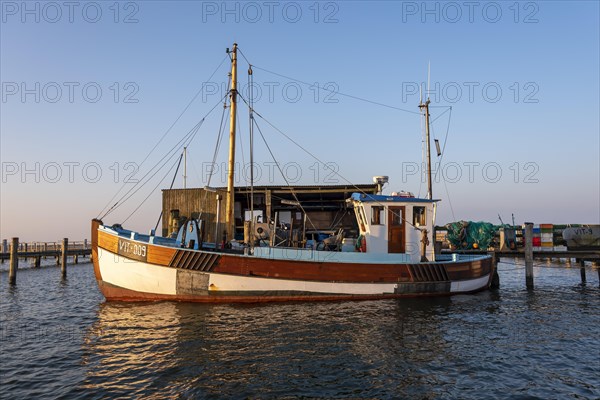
97;230;492;284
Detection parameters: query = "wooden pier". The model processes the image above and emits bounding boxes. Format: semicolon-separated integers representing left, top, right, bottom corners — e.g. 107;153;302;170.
1;238;91;284
443;223;600;289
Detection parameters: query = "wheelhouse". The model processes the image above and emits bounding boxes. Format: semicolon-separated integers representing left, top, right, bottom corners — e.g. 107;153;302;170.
351;193;439;262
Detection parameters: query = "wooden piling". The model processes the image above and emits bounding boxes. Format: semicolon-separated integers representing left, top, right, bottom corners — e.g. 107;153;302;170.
44;242;48;258
1;239;6;263
490;252;500;289
74;254;79;264
34;256;41;268
61;238;68;278
9;237;18;285
580;260;586;283
524;222;534;289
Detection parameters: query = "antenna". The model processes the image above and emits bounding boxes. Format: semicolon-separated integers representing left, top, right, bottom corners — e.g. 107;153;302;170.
427;61;431;101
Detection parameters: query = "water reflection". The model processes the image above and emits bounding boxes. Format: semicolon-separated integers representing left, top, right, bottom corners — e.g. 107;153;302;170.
81;298;471;398
76;261;600;398
3;263;598;399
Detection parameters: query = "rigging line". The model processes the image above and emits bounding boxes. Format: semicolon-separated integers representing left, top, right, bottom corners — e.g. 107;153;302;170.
123;152;183;225
97;55;229;218
237;47;252;68
100;119;203;220
110;123;203;220
101;95;226;220
237;49;430;229
105;120;204;220
101;94;228;220
200;78;231;215
207;102;229;187
442;174;456;222
253;118;320;234
433;106;452;182
440;107;452;161
243;97;421;230
188;149;203;188
235;103;252;211
152;152;185;233
430;106;450;124
236;105;247;184
252;65;421;115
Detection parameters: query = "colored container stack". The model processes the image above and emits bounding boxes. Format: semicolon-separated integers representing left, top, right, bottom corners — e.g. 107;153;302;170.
540;224;554;250
532;225;542;249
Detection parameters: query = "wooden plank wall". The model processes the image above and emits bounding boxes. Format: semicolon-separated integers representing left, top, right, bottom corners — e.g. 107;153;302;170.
162;188;227;241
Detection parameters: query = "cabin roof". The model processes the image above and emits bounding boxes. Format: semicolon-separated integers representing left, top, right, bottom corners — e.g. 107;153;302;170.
162;184;378;192
351;193;440;203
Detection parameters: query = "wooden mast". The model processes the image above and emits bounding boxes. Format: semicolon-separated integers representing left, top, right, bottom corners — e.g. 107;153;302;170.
419;98;432;200
225;43;238;242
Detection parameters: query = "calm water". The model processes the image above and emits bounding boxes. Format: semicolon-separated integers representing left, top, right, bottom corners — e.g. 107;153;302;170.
1;259;599;399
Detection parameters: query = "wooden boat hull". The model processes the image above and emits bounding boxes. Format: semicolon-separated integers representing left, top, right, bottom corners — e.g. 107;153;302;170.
92;220;493;302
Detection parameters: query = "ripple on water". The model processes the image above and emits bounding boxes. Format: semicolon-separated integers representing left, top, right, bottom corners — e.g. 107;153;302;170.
0;262;599;399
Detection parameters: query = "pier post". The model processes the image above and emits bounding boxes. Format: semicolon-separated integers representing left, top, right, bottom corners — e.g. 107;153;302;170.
1;239;6;264
9;237;18;284
580;260;586;284
524;222;534;289
490;252;500;289
74;254;79;264
44;242;48;258
34;256;41;268
61;238;68;278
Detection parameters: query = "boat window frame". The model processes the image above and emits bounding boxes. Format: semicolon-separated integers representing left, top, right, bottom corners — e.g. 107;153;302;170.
413;206;426;227
371;205;384;225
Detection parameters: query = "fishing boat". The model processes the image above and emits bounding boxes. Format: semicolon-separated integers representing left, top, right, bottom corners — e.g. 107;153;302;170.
91;44;493;302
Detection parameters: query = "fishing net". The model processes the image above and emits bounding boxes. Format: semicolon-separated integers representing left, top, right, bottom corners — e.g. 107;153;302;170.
445;221;497;250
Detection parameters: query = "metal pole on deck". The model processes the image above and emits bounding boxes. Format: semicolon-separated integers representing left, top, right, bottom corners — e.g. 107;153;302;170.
215;194;222;247
524;223;534;289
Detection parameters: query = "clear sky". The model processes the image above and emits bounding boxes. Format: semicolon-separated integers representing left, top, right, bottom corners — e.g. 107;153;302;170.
1;0;599;241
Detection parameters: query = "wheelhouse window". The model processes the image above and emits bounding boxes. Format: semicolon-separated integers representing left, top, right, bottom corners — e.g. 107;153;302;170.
371;206;384;225
413;206;426;227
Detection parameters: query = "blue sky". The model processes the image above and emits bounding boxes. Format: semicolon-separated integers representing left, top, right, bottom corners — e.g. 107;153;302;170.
1;0;599;240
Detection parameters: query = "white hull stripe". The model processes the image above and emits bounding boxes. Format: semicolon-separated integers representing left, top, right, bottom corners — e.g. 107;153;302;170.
98;248;490;296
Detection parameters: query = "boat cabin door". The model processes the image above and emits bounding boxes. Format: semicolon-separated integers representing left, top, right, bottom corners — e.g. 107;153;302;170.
388;206;405;253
